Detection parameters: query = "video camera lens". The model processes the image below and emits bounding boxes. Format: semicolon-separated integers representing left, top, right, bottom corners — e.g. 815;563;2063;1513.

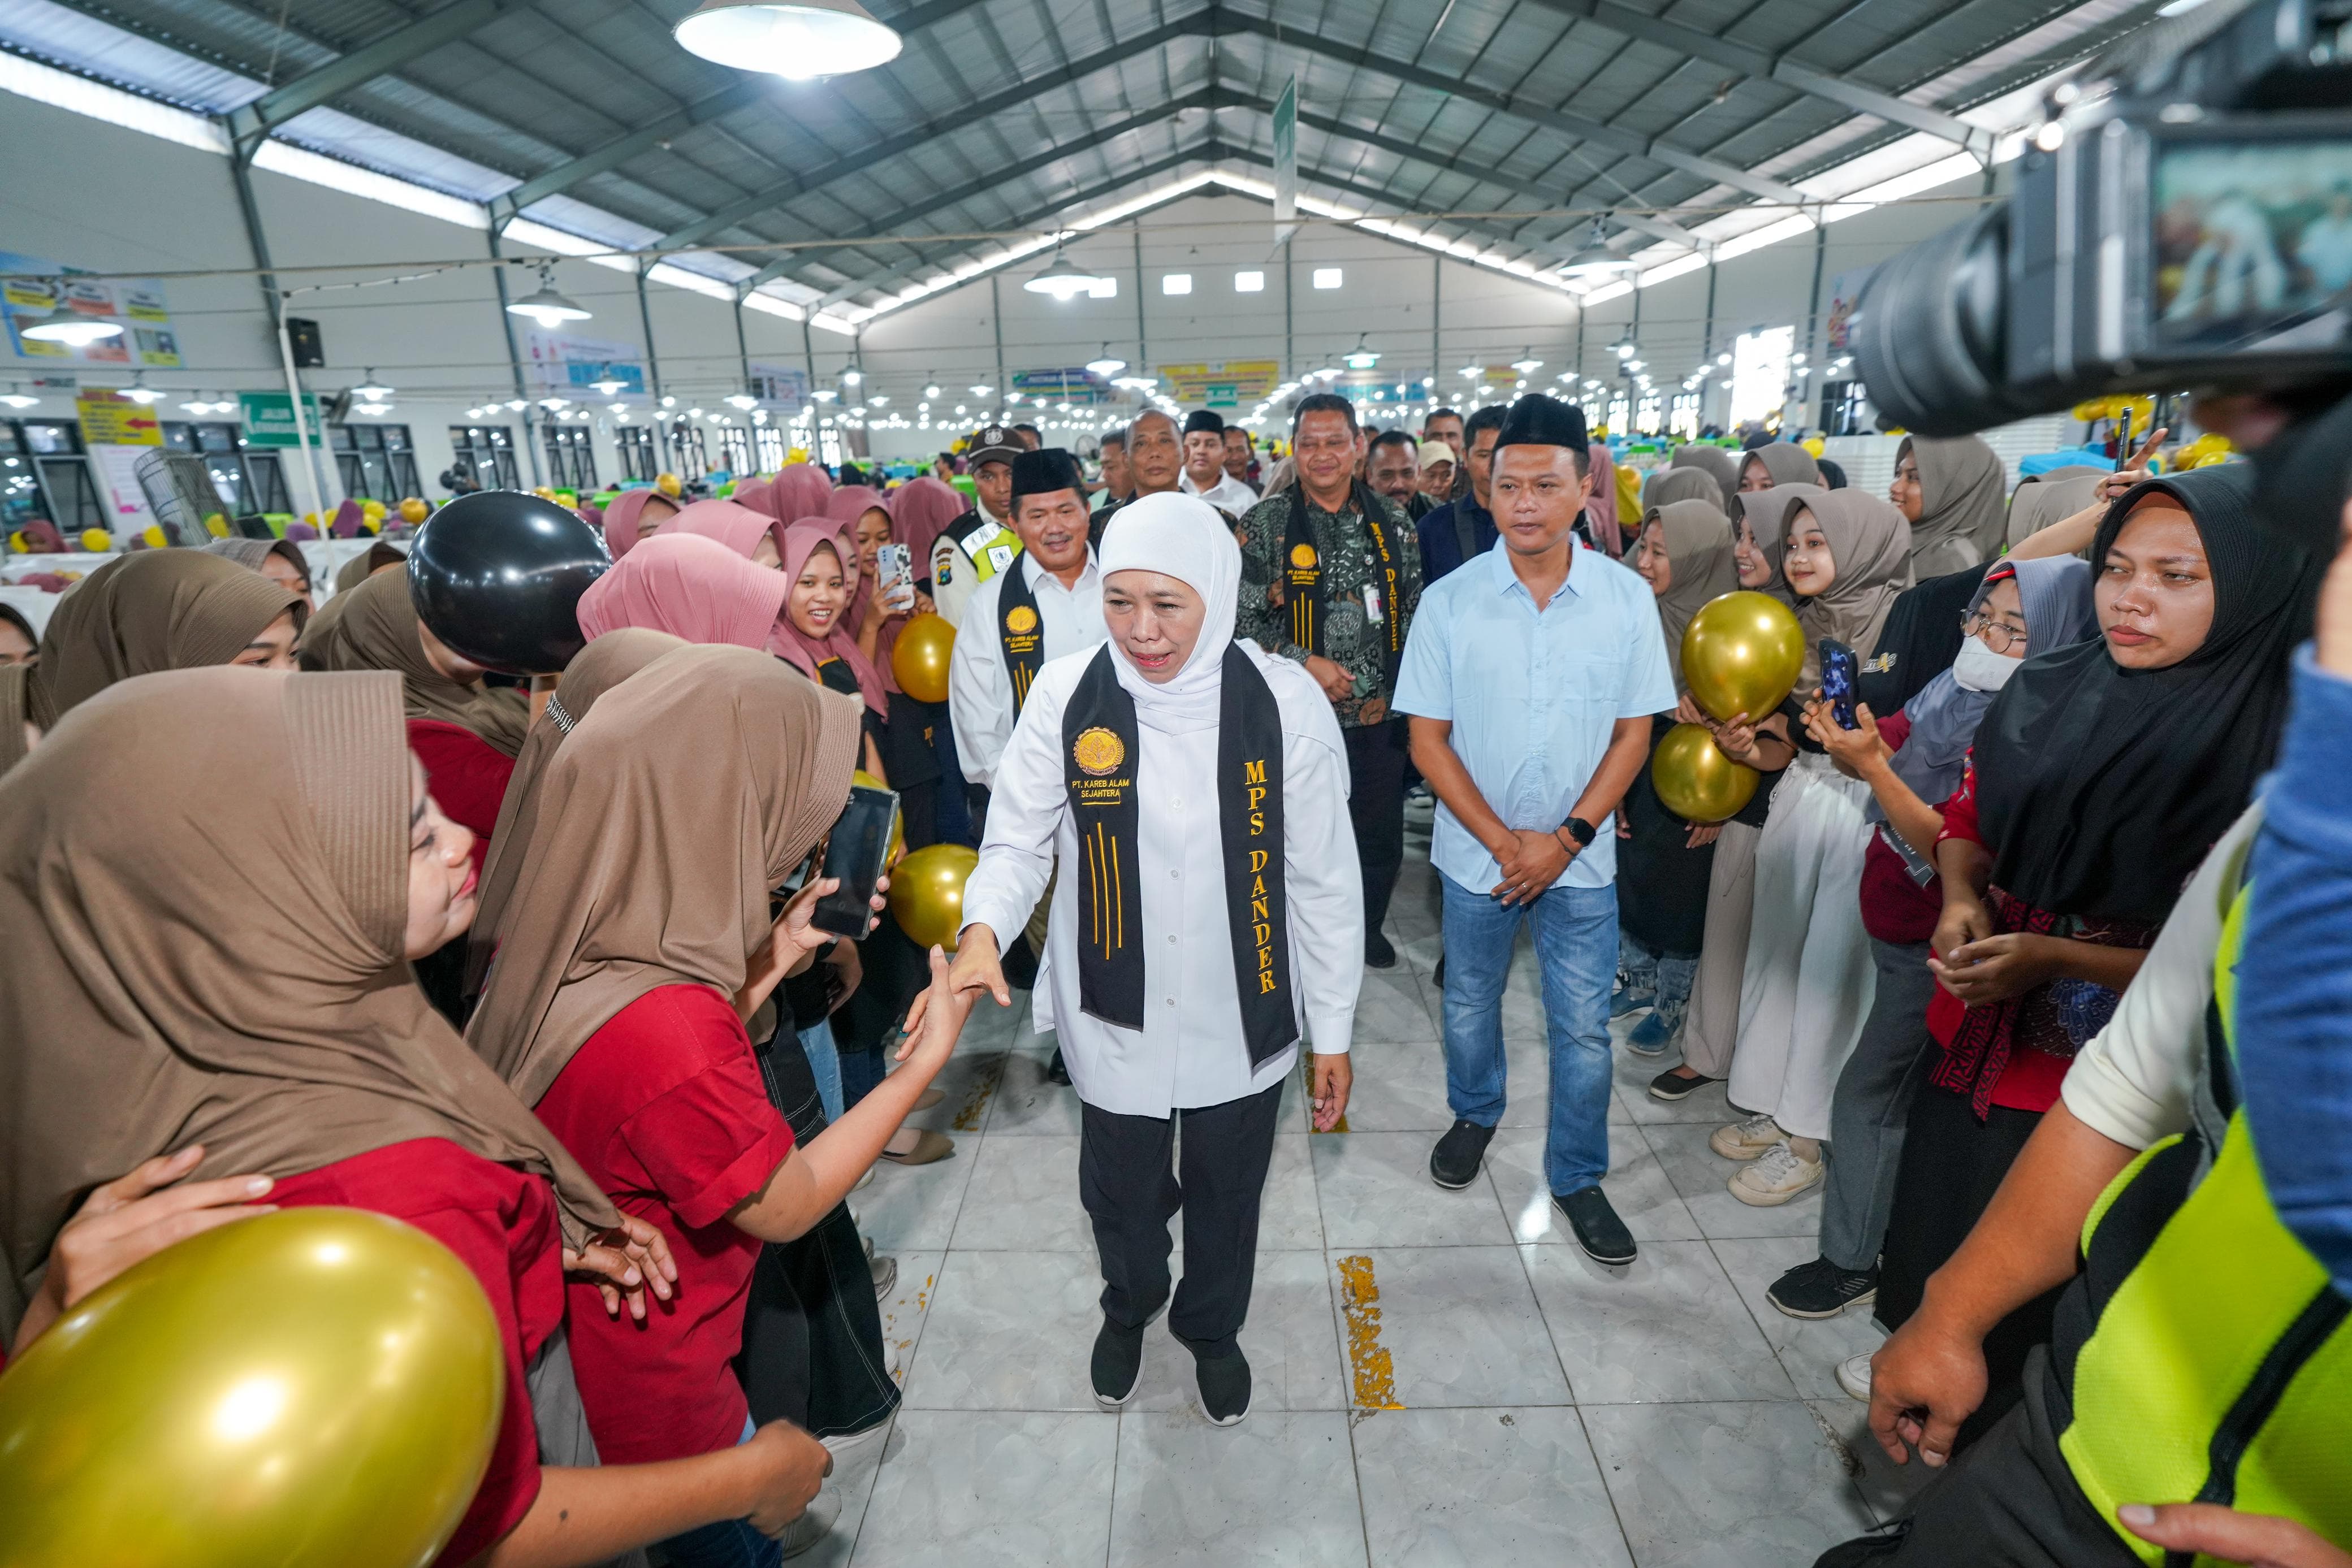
1851;205;2035;436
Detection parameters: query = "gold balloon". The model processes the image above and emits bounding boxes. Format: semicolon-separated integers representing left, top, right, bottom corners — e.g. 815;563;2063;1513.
1681;590;1806;724
890;612;956;704
399;496;430;523
0;1207;504;1568
1652;722;1760;824
887;842;979;951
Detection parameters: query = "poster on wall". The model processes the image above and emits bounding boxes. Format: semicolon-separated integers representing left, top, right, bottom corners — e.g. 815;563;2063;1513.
75;388;163;447
747;361;809;416
1;252;180;367
521;327;648;396
1823;265;1878;354
1012;367;1112;405
1157;360;1281;407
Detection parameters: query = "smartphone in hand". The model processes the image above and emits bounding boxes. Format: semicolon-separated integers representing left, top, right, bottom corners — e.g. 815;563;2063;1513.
1818;638;1861;730
810;785;900;939
874;543;915;614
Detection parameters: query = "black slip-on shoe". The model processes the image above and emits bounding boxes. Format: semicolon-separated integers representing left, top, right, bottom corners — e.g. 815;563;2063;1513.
1646;1065;1722;1102
1365;930;1398;969
1554;1184;1637;1265
1429;1119;1496;1189
1766;1256;1879;1319
1091;1314;1150;1407
1193;1346;1253;1426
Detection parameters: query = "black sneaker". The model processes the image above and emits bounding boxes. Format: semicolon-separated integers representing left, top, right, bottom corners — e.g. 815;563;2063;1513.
1192;1346;1252;1426
1091;1314;1149;1406
1429;1120;1495;1189
1553;1184;1637;1265
1647;1065;1723;1102
1766;1256;1878;1319
1365;930;1398;969
1044;1046;1071;1086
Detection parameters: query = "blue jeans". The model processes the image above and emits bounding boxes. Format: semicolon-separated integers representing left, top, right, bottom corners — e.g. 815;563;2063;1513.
656;1417;781;1568
1618;930;1699;1040
798;1019;844;1125
838;1043;887;1108
1438;870;1618;1194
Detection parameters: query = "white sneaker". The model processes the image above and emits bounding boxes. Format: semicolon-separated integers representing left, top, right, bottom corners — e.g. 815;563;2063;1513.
1709;1111;1787;1160
1836;1351;1873;1403
1729;1140;1824;1205
773;1489;840;1560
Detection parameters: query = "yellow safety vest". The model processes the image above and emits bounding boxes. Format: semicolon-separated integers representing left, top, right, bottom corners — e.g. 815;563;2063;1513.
2057;885;2352;1565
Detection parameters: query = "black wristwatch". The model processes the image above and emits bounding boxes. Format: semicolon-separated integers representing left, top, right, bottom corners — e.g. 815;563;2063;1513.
1558;816;1597;850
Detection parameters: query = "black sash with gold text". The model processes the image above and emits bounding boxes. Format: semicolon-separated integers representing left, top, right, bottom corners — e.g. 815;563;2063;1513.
996;557;1045;713
1061;643;1298;1064
1283;479;1404;690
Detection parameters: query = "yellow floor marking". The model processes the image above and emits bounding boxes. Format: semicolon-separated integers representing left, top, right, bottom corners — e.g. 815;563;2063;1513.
1334;1254;1404;1411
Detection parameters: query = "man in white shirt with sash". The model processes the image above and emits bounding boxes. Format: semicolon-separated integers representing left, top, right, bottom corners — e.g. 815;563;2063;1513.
913;492;1363;1427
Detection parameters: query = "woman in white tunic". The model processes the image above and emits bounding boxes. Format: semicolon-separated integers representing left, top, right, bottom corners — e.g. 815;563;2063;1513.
1720;490;1913;1202
921;490;1363;1427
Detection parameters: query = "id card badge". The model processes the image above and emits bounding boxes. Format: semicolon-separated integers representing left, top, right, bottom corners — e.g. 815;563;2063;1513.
1363;580;1383;624
987;543;1017;575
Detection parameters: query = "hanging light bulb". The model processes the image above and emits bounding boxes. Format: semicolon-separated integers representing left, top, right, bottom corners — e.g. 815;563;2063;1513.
506;263;591;327
726;392;759;410
1558;216;1636;279
1343;335;1380;371
1023;243;1104;302
1085;344;1127;378
672;0;902;80
351;370;396;400
21;317;122;346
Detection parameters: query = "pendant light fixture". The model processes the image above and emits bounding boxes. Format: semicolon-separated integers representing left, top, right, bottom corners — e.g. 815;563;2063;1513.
673;0;903;80
1558;216;1636;279
1343;336;1380;370
1085;344;1127;377
21;316;123;346
506;263;591;327
1024;243;1104;302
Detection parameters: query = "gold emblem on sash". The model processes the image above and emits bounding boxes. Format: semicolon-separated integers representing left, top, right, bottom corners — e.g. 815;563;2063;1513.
1289;542;1317;569
1005;604;1039;634
1074;727;1125;776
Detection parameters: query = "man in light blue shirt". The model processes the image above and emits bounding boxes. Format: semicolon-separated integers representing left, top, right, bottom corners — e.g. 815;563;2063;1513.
1394;393;1674;1264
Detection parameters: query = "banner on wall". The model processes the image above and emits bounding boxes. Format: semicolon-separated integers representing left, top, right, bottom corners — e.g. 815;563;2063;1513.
75;388;163;447
1012;367;1112;405
1823;265;1878;354
521;327;649;396
239;391;327;448
747;361;810;416
1157;360;1281;407
1272;76;1300;246
1;252;181;367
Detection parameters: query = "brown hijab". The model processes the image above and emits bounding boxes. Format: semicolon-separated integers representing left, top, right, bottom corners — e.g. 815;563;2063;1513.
465;645;864;1104
332;539;408;595
1898;434;2006;577
1739;443;1823;490
1642;465;1723;513
1;661;51;774
2006;466;2104;552
204;535;313;589
301;567;530;756
1780;488;1913;685
33;550;304;719
463;628;686;998
1671;444;1741;501
0;668;620;1337
1645;499;1741;688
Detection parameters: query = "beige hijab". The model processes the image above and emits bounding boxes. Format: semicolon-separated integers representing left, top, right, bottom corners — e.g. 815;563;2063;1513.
1642;465;1723;513
1899;435;2007;578
0;668;621;1339
1645;499;1741;688
1;661;51;774
34;550;304;719
2007;466;2104;552
466;645;864;1104
301;567;530;756
332;540;407;595
1739;443;1823;490
1780;488;1913;686
462;628;687;999
204;535;313;588
1671;444;1741;501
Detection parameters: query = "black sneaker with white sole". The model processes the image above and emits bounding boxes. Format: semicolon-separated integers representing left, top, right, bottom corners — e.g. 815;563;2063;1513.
1429;1119;1496;1189
1766;1256;1879;1319
1553;1184;1637;1265
1193;1346;1252;1426
1647;1065;1723;1102
1091;1314;1151;1406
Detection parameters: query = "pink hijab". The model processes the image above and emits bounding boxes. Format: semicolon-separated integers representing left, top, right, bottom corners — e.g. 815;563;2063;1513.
887;475;967;568
755;464;831;525
730;477;771;517
1586;442;1623;557
825;485;886;527
669;498;776;560
600;488;681;558
575;532;787;649
770;522;886;713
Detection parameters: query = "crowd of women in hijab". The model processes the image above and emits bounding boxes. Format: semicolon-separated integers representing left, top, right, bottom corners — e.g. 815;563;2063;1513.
2;379;2347;1568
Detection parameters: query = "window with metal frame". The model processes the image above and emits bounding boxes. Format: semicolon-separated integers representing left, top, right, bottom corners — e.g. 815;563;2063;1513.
16;419;104;532
543;426;598;491
333;423;421;501
754;426;787;472
667;422;709;482
615;426;657;482
448;426;522;491
714;426;752;478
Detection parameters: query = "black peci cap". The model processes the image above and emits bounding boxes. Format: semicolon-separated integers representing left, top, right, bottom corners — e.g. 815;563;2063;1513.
1182;409;1226;437
1491;392;1590;458
1009;446;1087;506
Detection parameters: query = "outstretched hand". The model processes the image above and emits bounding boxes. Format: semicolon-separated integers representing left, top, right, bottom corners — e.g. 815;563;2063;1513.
564;1212;678;1322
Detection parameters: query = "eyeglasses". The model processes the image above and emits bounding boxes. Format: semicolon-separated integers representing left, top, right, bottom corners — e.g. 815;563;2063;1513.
1960;609;2027;654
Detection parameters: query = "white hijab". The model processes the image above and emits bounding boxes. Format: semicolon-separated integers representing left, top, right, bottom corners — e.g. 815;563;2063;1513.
1097;491;1240;735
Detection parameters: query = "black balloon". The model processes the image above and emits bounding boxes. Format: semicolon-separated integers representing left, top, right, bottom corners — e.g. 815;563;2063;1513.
405;491;609;674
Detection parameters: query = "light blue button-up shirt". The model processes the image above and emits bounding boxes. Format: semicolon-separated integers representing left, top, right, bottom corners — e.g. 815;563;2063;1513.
1393;539;1675;891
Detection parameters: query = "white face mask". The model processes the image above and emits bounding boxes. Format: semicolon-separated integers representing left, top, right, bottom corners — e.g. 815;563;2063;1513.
1952;631;2023;692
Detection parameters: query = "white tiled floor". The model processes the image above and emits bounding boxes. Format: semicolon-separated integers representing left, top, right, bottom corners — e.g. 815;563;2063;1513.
816;810;1911;1567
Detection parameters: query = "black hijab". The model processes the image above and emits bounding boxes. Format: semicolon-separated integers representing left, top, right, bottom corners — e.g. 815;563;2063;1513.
1972;464;2319;924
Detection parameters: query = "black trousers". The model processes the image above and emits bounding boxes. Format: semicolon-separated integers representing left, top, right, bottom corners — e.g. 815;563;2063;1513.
1346;717;1408;942
1813;1349;2138;1568
1078;1078;1284;1358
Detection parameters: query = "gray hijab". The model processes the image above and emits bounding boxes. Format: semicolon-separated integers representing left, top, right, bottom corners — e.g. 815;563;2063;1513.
1739;443;1822;490
1886;555;2097;811
204;536;312;590
1671;444;1741;502
1643;465;1724;513
1899;435;2006;578
2005;466;2104;553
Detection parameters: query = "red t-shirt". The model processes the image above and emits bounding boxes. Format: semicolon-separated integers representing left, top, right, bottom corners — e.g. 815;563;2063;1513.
406;718;514;876
269;1138;561;1567
531;984;794;1466
1854;711;1947;946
